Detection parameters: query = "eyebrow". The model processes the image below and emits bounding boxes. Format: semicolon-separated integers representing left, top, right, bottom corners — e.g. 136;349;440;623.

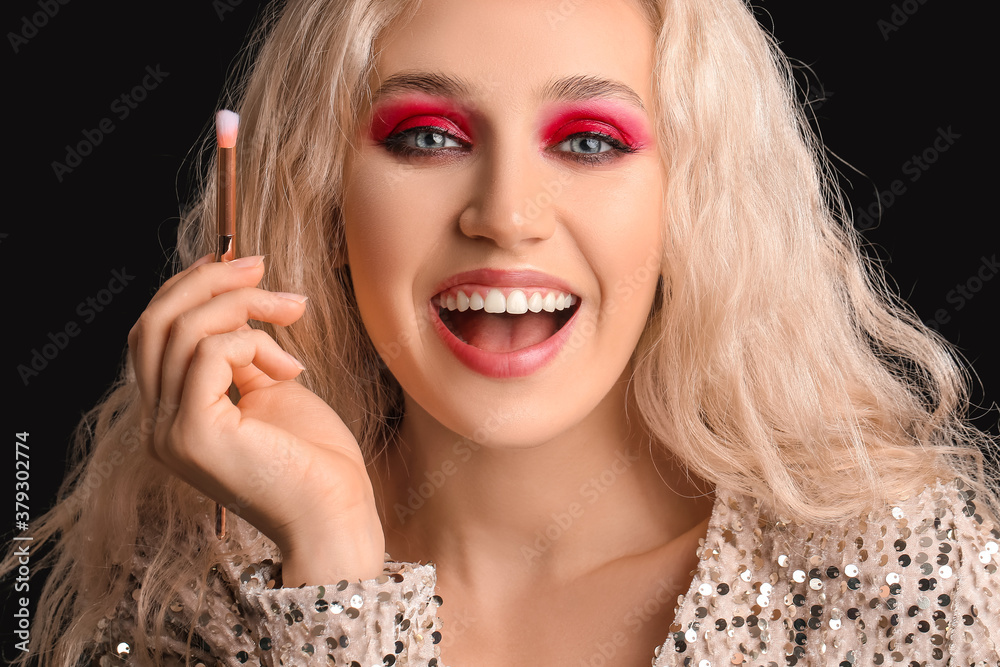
370;70;647;112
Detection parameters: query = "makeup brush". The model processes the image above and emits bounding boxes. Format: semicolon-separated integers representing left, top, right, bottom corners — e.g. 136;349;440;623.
215;109;239;539
216;110;239;262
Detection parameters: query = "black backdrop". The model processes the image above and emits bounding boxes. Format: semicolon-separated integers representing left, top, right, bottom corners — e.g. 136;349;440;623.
2;0;996;659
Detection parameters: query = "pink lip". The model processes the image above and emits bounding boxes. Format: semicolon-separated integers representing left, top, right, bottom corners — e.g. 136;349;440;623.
429;269;581;378
432;269;575;296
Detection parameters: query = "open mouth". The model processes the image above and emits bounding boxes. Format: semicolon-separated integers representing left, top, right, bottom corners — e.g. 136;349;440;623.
434;287;580;353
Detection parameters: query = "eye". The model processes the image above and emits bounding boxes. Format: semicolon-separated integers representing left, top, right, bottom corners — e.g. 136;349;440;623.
553;132;634;165
382;126;467;156
380;125;635;165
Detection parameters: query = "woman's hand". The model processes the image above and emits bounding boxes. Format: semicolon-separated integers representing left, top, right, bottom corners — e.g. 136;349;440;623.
127;254;385;586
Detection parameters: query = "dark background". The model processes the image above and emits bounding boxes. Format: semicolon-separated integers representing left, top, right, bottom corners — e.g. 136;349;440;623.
2;0;996;659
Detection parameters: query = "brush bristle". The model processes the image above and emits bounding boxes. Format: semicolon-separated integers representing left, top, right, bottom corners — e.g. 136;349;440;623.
216;110;240;148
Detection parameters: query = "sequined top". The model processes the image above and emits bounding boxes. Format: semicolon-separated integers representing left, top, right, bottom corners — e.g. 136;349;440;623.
94;479;999;666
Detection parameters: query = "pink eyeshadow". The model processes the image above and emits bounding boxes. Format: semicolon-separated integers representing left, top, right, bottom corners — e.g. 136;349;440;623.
369;95;476;142
538;100;652;150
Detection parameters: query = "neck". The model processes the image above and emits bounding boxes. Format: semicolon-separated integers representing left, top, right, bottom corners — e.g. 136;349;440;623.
368;377;714;590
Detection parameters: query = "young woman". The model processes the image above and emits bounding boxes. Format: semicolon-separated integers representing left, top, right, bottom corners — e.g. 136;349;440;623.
6;0;998;664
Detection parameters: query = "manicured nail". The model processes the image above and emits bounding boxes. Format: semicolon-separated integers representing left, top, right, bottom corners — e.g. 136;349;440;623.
228;255;265;268
284;350;306;370
274;292;309;304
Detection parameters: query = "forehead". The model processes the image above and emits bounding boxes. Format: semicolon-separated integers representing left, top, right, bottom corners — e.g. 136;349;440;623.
369;0;656;110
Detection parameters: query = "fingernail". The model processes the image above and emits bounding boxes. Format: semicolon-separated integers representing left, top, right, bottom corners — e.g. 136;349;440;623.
228;255;265;268
284;350;306;370
274;292;309;304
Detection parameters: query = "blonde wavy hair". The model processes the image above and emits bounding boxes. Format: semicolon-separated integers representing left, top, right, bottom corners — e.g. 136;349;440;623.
5;0;996;663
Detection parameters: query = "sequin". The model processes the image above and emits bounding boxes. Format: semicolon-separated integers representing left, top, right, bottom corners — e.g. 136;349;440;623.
653;479;998;666
94;479;997;666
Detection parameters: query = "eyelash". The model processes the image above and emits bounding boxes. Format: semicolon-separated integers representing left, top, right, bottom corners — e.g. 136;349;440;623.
380;126;636;166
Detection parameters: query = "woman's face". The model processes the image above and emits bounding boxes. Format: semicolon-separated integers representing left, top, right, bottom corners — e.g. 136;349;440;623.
342;0;663;447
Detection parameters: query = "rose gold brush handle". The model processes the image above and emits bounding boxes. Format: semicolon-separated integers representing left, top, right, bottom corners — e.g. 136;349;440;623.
215;112;239;539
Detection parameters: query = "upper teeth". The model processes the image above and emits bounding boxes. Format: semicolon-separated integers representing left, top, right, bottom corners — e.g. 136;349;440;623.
442;288;577;315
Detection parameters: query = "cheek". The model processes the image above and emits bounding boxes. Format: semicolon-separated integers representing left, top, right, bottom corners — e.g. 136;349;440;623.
342;151;471;273
567;166;663;299
341;159;454;349
342;165;415;342
344;155;426;276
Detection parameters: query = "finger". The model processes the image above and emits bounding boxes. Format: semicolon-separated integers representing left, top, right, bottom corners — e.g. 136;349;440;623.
149;255;265;310
128;256;267;363
144;253;220;310
128;256;267;426
189;252;217;270
227;325;307;394
169;329;307;466
158;287;307;409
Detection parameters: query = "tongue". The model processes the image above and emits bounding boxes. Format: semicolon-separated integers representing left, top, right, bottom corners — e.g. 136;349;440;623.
453;311;560;352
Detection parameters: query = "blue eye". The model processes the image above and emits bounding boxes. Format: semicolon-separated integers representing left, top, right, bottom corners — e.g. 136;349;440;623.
558;135;612;154
381;128;633;165
384;127;466;152
552;133;633;164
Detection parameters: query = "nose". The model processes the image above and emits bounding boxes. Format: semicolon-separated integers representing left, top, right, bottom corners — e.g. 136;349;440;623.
458;145;558;249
